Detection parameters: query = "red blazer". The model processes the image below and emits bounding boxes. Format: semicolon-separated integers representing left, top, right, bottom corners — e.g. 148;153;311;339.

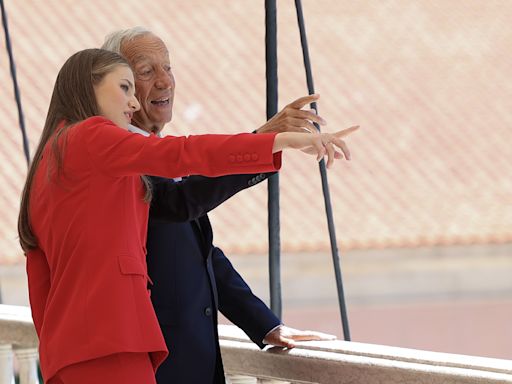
26;116;281;381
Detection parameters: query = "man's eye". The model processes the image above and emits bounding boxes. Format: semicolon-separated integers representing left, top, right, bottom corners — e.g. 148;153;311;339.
139;69;152;76
164;65;172;72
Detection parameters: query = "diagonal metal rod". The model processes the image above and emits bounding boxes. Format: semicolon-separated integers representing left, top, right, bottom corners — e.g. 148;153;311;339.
1;0;30;166
265;0;282;318
294;0;351;341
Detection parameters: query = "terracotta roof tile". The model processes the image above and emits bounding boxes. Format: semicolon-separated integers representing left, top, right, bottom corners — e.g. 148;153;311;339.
1;0;511;263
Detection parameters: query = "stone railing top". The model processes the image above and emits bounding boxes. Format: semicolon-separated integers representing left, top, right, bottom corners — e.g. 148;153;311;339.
218;324;512;383
2;306;512;383
0;305;38;348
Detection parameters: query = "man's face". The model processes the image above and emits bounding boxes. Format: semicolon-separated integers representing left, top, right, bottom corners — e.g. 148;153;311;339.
121;34;175;134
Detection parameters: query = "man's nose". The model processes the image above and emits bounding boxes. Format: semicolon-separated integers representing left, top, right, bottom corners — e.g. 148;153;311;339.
154;67;174;90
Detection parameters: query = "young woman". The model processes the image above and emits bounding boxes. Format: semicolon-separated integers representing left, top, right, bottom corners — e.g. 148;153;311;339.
18;48;355;383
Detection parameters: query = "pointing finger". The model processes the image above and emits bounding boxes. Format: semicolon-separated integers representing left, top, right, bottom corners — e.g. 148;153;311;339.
335;125;360;138
288;94;320;110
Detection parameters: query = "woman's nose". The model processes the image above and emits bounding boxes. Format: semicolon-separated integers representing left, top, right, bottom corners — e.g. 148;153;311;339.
130;96;140;112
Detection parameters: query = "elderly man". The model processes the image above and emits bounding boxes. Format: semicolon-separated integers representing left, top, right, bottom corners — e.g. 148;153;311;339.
102;27;336;383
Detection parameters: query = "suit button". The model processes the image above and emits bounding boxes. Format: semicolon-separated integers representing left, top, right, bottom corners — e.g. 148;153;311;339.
236;154;243;162
251;153;258;161
244;153;251;161
204;307;212;316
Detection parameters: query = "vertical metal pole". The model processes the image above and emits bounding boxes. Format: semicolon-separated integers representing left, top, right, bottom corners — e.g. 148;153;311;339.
265;0;282;318
294;0;351;340
1;0;30;166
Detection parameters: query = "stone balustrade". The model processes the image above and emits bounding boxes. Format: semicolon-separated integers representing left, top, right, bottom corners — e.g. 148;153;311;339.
219;324;512;384
1;305;512;384
0;305;39;384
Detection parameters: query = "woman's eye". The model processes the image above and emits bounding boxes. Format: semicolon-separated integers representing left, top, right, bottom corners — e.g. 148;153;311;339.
120;84;129;92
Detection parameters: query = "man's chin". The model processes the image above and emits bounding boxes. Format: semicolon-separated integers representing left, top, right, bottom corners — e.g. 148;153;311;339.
150;114;172;132
133;115;170;134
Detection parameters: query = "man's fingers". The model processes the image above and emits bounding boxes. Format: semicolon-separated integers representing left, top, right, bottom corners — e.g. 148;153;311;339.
290;109;326;127
287;331;337;342
288;94;320;110
278;336;297;348
288;118;317;133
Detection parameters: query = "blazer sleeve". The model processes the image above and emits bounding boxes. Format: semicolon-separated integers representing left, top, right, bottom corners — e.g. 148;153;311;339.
150;172;275;222
26;247;50;337
212;246;281;349
81;117;282;179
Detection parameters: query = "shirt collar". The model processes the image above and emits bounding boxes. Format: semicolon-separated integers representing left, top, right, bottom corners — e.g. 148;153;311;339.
128;124;151;137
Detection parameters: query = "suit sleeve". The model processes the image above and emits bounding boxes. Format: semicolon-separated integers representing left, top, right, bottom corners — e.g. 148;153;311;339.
150;171;275;222
212;247;281;349
82;117;282;179
26;247;50;337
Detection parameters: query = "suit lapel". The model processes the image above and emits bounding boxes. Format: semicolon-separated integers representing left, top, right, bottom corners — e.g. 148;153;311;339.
191;218;209;258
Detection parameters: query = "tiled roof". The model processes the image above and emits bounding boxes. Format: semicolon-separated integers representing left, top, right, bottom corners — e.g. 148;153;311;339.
1;0;511;263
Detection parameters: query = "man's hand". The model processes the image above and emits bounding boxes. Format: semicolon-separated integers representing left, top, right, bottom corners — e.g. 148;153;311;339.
256;94;326;134
263;325;337;349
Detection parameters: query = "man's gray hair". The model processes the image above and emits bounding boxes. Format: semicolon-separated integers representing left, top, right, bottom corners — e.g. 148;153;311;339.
102;26;152;54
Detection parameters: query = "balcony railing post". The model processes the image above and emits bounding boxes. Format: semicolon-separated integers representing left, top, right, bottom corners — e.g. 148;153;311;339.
14;348;39;384
0;344;14;384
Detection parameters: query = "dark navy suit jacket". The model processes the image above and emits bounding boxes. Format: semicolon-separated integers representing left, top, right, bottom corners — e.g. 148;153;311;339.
147;173;281;384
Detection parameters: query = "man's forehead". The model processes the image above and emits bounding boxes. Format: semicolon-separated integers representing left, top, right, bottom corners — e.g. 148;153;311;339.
122;36;170;63
130;51;170;65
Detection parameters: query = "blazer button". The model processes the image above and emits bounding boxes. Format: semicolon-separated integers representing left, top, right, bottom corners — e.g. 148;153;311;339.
251;153;258;161
244;153;251;161
236;154;243;162
204;307;212;316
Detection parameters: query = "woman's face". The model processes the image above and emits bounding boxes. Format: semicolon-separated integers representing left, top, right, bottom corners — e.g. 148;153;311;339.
94;65;140;129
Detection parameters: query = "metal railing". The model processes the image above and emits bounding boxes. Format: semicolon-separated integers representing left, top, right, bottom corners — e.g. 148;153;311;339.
1;305;512;384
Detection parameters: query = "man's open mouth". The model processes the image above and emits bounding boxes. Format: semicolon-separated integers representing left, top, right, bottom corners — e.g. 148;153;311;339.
151;97;170;106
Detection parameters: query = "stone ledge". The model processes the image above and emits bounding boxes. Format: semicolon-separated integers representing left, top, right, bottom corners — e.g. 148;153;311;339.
0;305;38;348
219;325;512;383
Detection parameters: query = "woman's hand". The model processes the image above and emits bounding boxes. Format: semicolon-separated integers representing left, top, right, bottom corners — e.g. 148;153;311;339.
272;125;359;168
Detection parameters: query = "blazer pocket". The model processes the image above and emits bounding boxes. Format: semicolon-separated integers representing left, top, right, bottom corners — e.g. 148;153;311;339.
118;255;146;276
